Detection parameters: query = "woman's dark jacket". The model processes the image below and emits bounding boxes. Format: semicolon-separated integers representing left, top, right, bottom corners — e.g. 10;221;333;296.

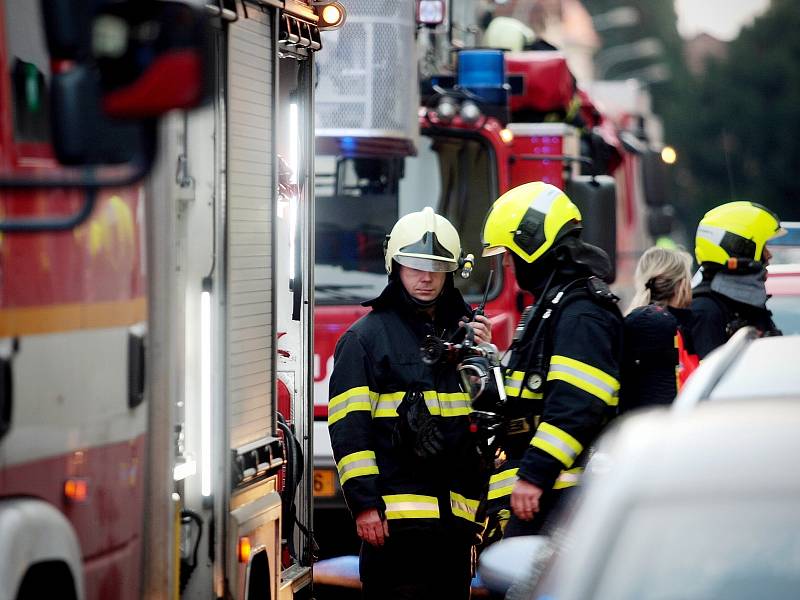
620;304;695;412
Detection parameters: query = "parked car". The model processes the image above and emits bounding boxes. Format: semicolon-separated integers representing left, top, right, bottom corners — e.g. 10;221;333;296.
479;398;800;599
769;221;800;264
767;263;800;335
673;330;800;412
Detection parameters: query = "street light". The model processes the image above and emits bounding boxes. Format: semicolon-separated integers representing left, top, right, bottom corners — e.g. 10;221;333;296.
592;6;640;33
661;146;677;165
595;37;665;79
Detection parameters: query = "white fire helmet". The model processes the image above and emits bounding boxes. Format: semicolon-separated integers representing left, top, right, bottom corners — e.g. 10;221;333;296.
384;207;462;274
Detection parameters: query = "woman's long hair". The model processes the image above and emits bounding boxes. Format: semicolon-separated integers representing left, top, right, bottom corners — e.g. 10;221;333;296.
626;247;693;315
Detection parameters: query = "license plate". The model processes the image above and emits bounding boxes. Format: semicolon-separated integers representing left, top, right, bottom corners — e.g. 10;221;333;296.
313;468;336;497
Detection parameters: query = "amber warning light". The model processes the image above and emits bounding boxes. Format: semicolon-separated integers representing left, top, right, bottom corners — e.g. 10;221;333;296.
317;2;346;30
238;536;252;563
64;478;89;503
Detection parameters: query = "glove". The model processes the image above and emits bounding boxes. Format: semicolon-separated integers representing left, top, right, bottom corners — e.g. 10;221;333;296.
395;390;445;461
414;406;445;459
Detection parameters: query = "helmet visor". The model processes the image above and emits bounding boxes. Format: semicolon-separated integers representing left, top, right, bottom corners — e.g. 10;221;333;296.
482;246;507;258
394;254;458;272
771;225;789;240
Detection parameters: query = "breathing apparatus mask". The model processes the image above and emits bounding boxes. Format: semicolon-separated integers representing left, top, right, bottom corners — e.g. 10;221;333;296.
420;323;508;451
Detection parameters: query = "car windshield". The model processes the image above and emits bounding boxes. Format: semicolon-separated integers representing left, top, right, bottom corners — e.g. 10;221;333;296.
767;295;800;335
314;156;401;303
315;134;500;305
401;133;501;302
588;499;800;600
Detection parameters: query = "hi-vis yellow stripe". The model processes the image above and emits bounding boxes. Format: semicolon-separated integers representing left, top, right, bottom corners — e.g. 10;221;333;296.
553;467;583;489
373;390;471;418
503;370;543;399
488;465;583;497
488;468;519;500
332;388;472;422
336;450;379;485
531;422;583;468
547;355;619;406
383;494;440;520
328;386;374;425
426;391;472;416
450;491;481;523
373;392;404;417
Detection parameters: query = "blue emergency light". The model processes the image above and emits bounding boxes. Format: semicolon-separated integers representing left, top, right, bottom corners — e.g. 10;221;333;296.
340;136;357;153
457;49;508;106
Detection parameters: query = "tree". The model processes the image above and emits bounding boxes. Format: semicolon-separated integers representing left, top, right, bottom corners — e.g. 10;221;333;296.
674;0;800;223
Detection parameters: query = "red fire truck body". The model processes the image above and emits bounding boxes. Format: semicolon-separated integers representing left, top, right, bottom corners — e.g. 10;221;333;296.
0;1;341;598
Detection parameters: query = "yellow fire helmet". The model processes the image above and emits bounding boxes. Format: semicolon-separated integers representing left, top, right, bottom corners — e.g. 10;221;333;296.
695;201;786;266
385;207;462;273
481;182;582;264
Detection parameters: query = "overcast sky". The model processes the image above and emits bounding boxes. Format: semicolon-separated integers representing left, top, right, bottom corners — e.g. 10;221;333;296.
675;0;771;41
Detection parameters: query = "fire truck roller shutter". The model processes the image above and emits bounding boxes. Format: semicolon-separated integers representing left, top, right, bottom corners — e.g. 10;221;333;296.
566;176;617;282
227;7;275;448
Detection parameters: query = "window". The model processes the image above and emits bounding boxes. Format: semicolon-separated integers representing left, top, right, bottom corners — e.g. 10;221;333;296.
403;133;501;301
4;0;51;143
314;156;402;303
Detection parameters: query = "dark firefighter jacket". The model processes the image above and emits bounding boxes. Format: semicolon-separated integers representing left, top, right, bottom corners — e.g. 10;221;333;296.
328;278;487;538
620;304;695;412
691;280;780;359
487;277;622;510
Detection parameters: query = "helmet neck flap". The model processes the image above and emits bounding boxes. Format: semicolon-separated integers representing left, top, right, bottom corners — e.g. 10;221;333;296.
512;235;613;295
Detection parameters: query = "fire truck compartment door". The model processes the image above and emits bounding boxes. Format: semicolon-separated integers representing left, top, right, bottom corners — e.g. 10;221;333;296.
566;175;617;282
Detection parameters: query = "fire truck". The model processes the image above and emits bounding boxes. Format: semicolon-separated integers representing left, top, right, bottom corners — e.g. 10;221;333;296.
310;2;663;560
0;1;343;598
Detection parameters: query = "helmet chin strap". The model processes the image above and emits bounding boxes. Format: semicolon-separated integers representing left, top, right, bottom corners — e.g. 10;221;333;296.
409;294;438;309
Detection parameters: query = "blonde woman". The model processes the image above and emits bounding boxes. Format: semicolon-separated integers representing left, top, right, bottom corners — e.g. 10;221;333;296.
620;247;698;413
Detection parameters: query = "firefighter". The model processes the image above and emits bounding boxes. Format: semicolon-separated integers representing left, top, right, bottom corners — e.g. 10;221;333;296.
620;247;698;413
480;182;622;538
691;201;786;358
328;207;492;600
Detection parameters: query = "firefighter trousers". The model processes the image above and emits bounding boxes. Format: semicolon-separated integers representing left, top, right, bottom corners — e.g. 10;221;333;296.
360;527;474;600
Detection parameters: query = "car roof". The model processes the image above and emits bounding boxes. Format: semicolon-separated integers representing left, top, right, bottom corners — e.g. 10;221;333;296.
709;335;800;399
596;402;800;497
673;331;800;410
